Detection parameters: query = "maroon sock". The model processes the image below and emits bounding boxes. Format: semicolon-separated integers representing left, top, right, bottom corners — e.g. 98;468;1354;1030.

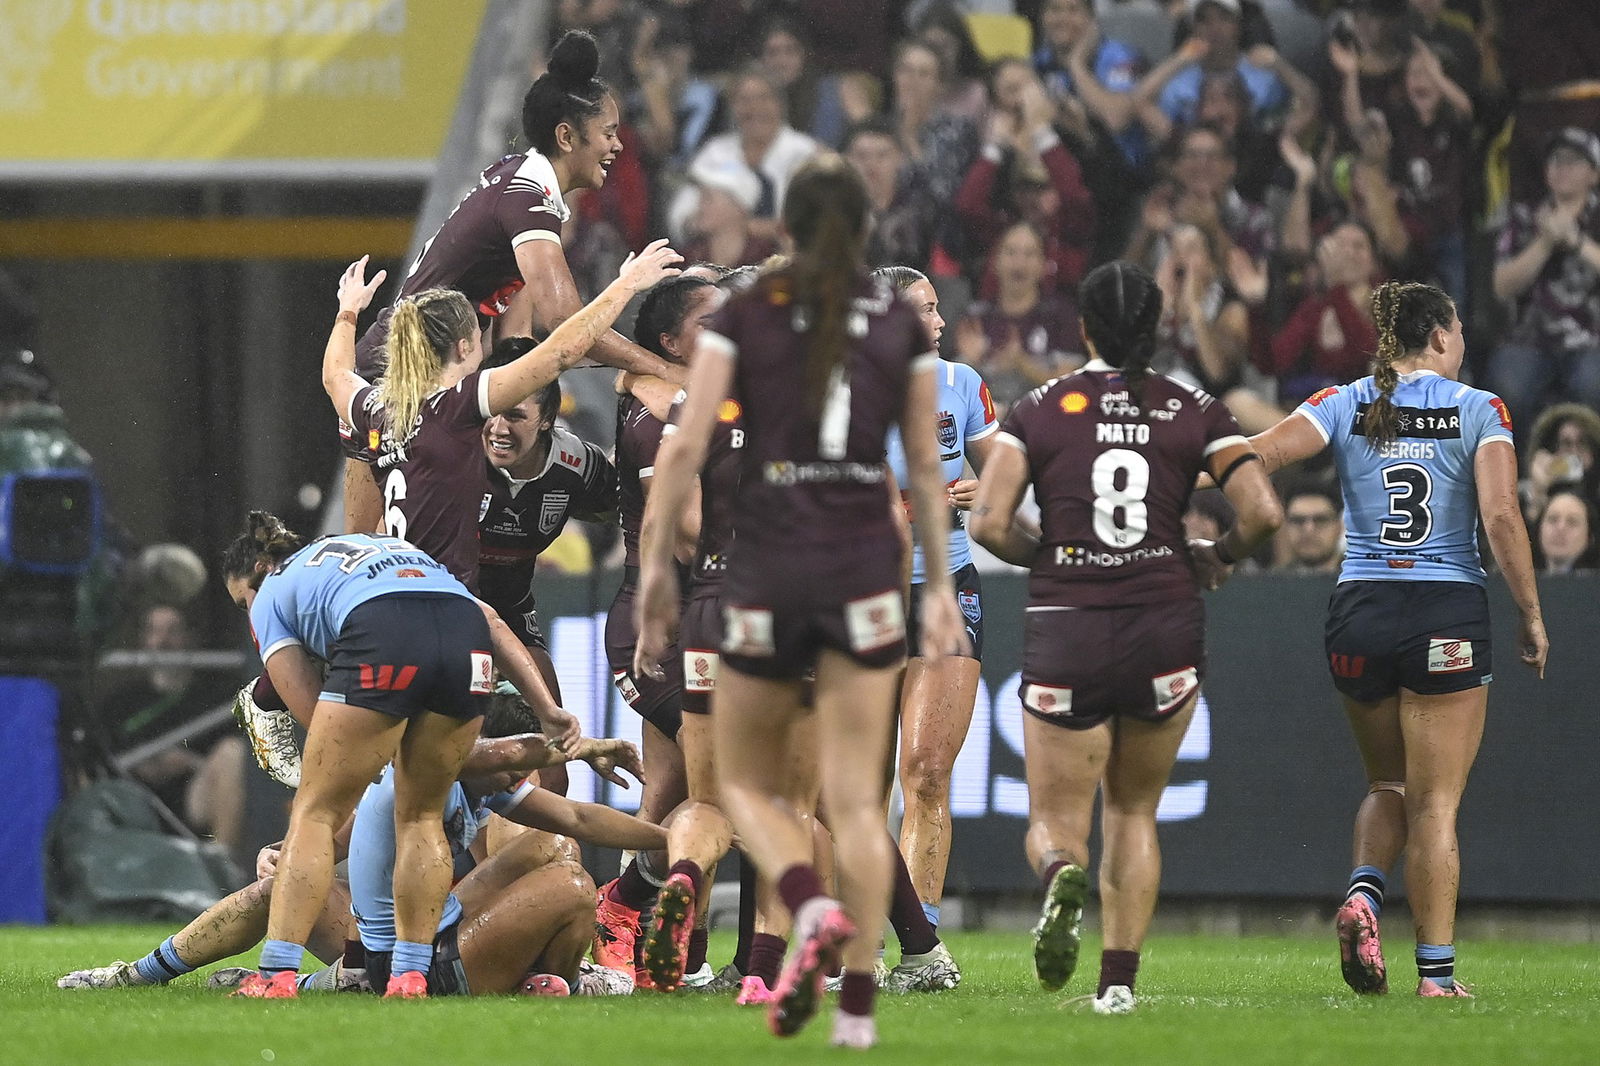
733;854;758;973
839;972;877;1017
747;933;786;987
776;863;825;916
1041;859;1071;892
887;842;939;956
687;927;709;973
1098;949;1140;995
609;859;655;911
669;859;705;900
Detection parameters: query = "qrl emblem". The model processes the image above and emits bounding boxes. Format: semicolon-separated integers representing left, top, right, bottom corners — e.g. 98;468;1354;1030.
958;590;981;624
937;411;958;449
539;492;570;535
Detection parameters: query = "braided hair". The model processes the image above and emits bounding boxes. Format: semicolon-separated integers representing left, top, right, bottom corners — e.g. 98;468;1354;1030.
1365;281;1455;448
522;31;611;158
1077;261;1164;404
221;511;305;589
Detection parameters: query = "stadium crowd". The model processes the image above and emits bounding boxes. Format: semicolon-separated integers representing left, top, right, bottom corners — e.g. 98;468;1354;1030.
36;0;1579;1049
543;0;1600;573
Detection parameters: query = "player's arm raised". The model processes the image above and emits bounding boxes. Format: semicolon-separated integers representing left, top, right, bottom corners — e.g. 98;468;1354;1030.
485;240;683;415
321;256;387;425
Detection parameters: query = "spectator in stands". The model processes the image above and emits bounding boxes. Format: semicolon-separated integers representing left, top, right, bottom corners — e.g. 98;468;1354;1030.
1323;0;1412;146
1126;123;1274;306
630;16;721;172
912;2;991;123
755;15;851;148
1388;40;1473;309
1521;401;1600;520
668;66;821;248
1271;220;1380;406
1152;222;1278;431
1533;485;1599;575
890;38;981;212
845;118;938;271
957;59;1095;295
953;221;1083;409
1489;127;1600;423
680;160;779;268
1333;102;1414;270
1404;0;1481;99
97;604;247;854
1032;0;1149;168
1134;0;1287;133
1277;483;1345;574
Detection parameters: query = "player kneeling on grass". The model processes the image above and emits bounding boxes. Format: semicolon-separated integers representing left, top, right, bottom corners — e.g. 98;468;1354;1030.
58;698;654;998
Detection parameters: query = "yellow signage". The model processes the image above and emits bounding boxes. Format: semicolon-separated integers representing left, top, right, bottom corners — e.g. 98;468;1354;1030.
0;0;489;170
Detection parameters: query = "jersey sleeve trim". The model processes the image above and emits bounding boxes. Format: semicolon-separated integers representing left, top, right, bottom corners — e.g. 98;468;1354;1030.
477;368;495;420
260;637;303;663
1291;407;1331;444
968;420;1001;443
510;227;562;248
910;352;941;374
486;778;537;814
1202;433;1249;457
700;330;737;360
344;382;369;432
994;430;1027;455
639;465;655;478
1475;432;1515;451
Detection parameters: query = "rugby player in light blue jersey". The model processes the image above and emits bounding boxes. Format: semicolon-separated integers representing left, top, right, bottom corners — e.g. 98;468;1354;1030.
1249;281;1548;1000
222;513;495;1000
877;265;1004;992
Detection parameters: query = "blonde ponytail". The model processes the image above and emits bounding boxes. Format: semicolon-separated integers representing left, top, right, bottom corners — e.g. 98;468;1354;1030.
376;289;476;443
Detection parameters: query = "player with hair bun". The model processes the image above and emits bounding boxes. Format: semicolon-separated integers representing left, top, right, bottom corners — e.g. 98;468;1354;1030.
635;154;968;1048
971;260;1283;1015
338;29;687;536
1249;280;1548;999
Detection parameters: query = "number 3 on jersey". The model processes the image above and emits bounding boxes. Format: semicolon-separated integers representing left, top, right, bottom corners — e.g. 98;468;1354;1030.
1091;448;1150;547
1379;463;1433;546
384;469;408;540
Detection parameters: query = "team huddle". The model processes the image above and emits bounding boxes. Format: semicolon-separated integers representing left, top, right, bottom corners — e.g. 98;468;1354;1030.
55;31;1549;1049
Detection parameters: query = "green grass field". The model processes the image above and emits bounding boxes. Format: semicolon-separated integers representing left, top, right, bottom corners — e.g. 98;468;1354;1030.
3;926;1596;1064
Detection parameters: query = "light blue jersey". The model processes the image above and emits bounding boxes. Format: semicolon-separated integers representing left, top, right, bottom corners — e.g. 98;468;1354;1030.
347;765;534;951
248;534;474;664
885;360;999;583
1295;371;1515;585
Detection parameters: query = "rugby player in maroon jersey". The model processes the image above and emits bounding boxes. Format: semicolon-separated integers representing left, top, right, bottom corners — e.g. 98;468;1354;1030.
970;261;1282;1014
340;31;687;535
320;240;680;755
634;156;968;1048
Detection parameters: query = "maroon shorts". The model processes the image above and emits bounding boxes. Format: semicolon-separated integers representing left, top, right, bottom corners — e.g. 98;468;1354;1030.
604;581;683;740
680;584;724;716
1020;597;1205;730
720;586;907;682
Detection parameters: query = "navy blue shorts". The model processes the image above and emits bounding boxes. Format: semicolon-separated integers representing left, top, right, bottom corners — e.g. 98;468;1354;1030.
1324;580;1493;702
322;594;492;721
908;563;983;661
363;920;469;996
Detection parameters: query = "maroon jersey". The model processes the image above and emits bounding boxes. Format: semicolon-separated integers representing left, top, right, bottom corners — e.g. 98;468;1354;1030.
354;152;569;379
706;273;936;605
616;397;670;571
479;426;617;627
667;394;745;589
997;361;1246;608
347;371;495;589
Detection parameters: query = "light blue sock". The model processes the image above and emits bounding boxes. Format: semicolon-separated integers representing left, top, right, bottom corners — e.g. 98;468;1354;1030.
391;940;433;978
1345;865;1386;915
258;938;304;976
920;902;941;929
1417;942;1454;988
134;935;194;985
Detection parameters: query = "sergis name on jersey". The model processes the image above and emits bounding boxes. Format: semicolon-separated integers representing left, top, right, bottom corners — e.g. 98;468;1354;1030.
1054;543;1175;568
1374;439;1437;460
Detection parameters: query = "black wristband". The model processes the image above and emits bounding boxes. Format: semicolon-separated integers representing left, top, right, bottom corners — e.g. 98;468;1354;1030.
1216;450;1261;487
1213;531;1238;566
